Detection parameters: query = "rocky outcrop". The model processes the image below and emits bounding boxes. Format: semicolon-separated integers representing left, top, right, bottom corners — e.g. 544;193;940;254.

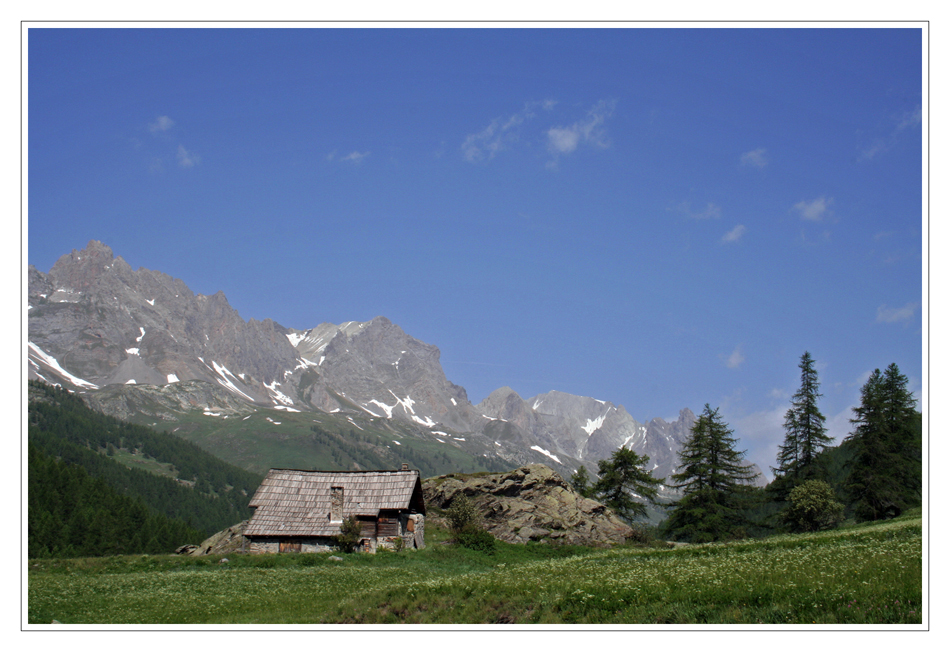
186;520;250;555
423;464;634;546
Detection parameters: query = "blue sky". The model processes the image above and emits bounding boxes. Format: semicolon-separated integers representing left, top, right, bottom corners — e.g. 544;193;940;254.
26;26;924;475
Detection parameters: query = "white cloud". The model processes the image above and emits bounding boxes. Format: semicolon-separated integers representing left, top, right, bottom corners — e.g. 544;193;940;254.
721;224;746;243
860;105;921;161
722;345;745;369
896;106;922;131
733;404;786;480
876;302;918;324
461;100;554;163
824;406;855;445
740;148;768;167
545;99;615;159
672;201;722;220
793;196;832;221
149;115;175;133
341;151;370;164
176;145;199;168
546;127;581;154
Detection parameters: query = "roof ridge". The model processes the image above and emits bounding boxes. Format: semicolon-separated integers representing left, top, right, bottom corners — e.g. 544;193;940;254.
266;468;419;474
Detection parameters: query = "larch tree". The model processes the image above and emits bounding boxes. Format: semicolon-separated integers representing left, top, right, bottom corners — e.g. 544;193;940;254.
570;464;593;498
592;447;664;523
772;351;833;499
845;363;921;521
663;404;760;542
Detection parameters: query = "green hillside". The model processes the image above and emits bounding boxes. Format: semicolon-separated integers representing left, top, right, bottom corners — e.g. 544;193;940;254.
28;381;265;553
111;390;512;478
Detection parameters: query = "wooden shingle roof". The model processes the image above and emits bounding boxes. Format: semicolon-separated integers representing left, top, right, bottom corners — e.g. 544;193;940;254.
244;468;425;537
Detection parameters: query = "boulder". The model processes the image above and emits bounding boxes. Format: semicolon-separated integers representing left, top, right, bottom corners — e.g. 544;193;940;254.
423;464;633;546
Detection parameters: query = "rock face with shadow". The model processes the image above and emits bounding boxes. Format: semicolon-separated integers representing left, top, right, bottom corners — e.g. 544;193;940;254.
423;464;634;546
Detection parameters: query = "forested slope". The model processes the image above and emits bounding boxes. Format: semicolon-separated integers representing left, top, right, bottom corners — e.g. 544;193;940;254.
28;380;265;557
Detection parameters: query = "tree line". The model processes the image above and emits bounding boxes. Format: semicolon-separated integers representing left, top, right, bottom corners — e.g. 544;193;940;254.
570;352;921;542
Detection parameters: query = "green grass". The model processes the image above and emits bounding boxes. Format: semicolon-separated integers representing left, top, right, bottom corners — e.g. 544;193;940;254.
107;447;179;479
27;512;922;625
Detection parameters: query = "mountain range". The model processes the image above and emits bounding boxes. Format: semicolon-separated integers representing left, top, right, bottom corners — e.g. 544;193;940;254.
27;240;765;488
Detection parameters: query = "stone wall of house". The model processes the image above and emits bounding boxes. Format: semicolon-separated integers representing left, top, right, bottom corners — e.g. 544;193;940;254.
246;536;338;554
243;512;425;554
394;513;425;549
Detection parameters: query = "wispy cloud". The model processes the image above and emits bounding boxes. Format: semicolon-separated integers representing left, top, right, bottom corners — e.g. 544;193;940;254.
876;302;918;324
793;196;833;221
176;145;200;168
148;115;175;133
740;148;768;168
860;105;921;161
722;345;745;369
545;99;616;164
326;150;370;164
461;100;556;163
671;201;722;220
721;224;747;243
341;151;370;164
896;106;922;131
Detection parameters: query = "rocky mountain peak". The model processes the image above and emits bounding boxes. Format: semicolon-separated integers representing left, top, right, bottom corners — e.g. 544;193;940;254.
29;241;767;493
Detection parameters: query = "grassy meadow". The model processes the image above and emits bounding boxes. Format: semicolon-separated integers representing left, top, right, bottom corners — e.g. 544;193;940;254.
27;510;922;626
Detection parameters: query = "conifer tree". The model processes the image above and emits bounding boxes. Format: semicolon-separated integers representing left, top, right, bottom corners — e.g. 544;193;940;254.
570;465;593;498
592;447;664;523
845;363;920;520
663;404;759;542
772;352;832;497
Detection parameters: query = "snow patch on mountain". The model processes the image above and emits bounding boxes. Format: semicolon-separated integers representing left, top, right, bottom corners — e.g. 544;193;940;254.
28;342;99;389
368;399;395;419
209;360;256;402
264;380;295;406
530;445;562;465
412;414;436;428
582;410;611;436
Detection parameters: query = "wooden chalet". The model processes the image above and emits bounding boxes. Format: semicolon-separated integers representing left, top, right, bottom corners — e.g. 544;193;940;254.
243;464;426;553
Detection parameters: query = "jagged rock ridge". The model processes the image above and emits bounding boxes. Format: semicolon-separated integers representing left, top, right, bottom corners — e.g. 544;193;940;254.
28;240;766;485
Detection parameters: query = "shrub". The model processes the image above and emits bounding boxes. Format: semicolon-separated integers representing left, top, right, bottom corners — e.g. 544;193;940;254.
627;524;666;547
456;527;496;553
446;494;495;552
782;480;845;532
336;516;363;553
446;494;479;535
